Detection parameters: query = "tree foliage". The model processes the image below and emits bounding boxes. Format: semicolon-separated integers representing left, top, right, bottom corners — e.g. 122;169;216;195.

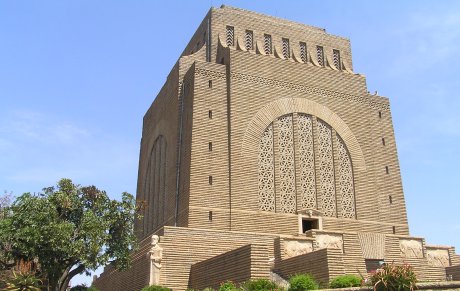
0;179;138;291
0;190;14;287
0;190;12;218
70;284;100;291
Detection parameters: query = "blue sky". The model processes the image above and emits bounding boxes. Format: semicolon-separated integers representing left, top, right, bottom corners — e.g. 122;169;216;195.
1;0;459;286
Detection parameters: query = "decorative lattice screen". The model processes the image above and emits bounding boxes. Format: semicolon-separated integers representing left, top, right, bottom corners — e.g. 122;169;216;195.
258;114;355;218
277;115;296;213
297;114;316;209
258;124;275;211
336;135;356;218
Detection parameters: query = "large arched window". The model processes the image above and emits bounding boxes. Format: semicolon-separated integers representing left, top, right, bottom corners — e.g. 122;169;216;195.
143;135;167;235
258;113;356;218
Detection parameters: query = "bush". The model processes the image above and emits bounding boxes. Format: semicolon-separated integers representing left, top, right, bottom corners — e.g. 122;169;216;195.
241;278;280;291
288;274;318;291
329;275;362;288
141;285;170;291
368;263;417;291
70;285;100;291
5;271;42;291
218;281;240;291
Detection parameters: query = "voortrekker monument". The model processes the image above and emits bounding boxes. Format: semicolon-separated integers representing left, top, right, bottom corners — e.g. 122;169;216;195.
93;6;460;290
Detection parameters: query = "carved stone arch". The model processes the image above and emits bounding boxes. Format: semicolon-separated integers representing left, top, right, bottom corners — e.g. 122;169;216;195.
242;97;366;172
181;38;207;58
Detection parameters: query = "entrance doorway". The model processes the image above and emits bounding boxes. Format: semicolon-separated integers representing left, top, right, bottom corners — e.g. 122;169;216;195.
302;218;319;233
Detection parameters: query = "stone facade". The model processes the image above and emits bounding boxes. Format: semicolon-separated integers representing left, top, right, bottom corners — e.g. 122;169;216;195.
93;5;459;291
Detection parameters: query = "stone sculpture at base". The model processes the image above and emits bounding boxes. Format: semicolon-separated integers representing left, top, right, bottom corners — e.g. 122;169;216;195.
148;235;162;286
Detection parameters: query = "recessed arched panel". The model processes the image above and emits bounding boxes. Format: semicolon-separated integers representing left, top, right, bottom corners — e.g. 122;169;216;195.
242;97;366;172
142;135;167;235
254;113;357;218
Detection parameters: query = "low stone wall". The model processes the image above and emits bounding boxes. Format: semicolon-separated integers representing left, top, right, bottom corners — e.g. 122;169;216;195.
189;244;269;290
93;227;278;291
447;265;460;281
275;248;345;284
159;226;276;290
93;235;151;291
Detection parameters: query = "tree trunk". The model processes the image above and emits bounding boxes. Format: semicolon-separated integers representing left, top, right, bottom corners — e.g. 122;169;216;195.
58;267;71;291
58;264;85;291
49;277;59;291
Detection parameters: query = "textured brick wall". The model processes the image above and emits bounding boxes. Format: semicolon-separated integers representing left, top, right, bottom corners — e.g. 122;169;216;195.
93;234;152;291
189;244;269;290
384;235;447;281
275;248;345;284
134;62;180;240
188;61;231;231
446;265;460;281
159;227;277;290
226;46;408;234
449;248;460;266
186;44;409;236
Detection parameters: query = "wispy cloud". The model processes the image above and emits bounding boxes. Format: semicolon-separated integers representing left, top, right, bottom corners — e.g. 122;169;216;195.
385;9;460;75
6;167;90;184
0;110;89;145
0;109;138;196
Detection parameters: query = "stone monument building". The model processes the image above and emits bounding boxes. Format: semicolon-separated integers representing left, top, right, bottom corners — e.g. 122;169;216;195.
93;6;460;290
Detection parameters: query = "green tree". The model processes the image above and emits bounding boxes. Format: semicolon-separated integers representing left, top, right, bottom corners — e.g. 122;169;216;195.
0;190;12;219
0;179;138;291
0;190;14;287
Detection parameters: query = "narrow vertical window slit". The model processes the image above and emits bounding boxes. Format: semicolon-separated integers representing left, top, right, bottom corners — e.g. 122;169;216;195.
226;26;234;47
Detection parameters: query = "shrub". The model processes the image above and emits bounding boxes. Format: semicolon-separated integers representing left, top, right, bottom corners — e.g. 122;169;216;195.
141;285;170;291
368;263;417;291
241;278;280;291
288;274;318;291
70;285;88;291
5;270;42;291
329;274;362;288
218;281;240;291
70;285;100;291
